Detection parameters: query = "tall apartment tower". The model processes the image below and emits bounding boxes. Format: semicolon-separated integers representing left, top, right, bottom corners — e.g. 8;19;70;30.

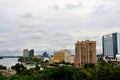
23;49;29;58
75;40;96;68
102;32;120;58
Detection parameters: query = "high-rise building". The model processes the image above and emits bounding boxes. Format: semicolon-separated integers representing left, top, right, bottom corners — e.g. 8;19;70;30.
75;40;96;68
102;32;120;58
23;49;29;58
29;49;34;57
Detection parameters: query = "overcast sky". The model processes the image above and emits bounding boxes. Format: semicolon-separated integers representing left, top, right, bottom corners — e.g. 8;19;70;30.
0;0;120;56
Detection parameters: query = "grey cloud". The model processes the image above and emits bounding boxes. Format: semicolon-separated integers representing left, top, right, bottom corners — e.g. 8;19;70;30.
77;36;99;41
22;12;34;18
15;25;46;34
0;33;10;37
0;39;9;43
52;32;74;42
0;33;12;46
84;0;120;28
0;39;11;46
18;25;39;33
50;32;75;50
93;4;113;16
22;12;42;20
51;5;60;10
53;32;71;38
50;2;82;10
92;0;120;16
65;2;82;10
20;33;44;40
1;0;120;55
0;48;21;56
45;18;56;22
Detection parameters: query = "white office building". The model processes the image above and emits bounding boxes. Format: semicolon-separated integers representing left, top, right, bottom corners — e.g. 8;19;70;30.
102;32;120;58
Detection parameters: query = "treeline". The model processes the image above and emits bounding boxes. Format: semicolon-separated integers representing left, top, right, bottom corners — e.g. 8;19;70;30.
0;65;7;70
1;61;120;80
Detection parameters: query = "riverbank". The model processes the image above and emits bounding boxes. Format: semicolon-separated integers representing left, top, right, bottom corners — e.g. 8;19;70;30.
0;58;19;69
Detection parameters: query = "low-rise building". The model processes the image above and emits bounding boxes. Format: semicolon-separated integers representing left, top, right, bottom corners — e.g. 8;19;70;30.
53;49;71;63
54;51;64;63
69;55;75;64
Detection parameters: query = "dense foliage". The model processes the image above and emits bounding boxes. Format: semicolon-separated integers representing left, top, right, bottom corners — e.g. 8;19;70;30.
0;65;7;70
1;61;120;80
11;63;26;74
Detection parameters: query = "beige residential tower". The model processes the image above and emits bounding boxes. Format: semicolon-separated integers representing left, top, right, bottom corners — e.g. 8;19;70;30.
75;40;96;68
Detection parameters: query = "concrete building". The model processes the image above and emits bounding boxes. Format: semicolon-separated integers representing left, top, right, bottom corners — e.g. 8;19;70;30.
23;49;29;57
54;51;65;63
53;49;71;63
29;49;34;57
75;40;96;68
32;55;50;62
102;32;120;58
42;51;49;57
64;49;71;63
69;55;75;64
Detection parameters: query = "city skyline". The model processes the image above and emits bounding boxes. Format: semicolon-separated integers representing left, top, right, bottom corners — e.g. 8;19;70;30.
0;0;120;56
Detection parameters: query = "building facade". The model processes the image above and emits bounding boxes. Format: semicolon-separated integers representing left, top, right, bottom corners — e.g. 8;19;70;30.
69;55;75;64
29;49;34;57
75;40;96;68
102;32;120;58
53;49;71;63
54;51;65;63
64;49;71;63
23;49;29;57
42;51;49;57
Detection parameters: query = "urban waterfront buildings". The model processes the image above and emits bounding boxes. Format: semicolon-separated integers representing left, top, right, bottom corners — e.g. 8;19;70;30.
54;51;64;63
69;55;75;64
64;50;71;62
23;49;34;58
102;32;120;58
23;49;29;57
53;49;72;63
42;51;49;57
75;40;96;68
29;49;34;57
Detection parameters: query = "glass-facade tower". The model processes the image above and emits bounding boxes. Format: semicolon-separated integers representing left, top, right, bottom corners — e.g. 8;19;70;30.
102;32;120;58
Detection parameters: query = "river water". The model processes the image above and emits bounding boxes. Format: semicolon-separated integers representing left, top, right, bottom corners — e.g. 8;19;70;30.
0;58;19;69
0;58;35;69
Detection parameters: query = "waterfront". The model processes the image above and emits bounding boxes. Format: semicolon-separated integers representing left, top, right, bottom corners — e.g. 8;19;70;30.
0;58;19;69
0;58;35;69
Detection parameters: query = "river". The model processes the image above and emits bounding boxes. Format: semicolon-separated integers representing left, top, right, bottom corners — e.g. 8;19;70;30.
0;58;19;69
0;58;35;69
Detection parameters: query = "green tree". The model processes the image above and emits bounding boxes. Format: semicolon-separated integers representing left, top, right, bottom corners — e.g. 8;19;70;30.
47;66;76;80
0;65;7;70
84;63;95;69
11;63;26;74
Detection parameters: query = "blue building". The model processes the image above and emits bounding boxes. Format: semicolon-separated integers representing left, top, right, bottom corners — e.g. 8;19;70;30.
102;32;120;58
42;51;49;57
29;49;34;57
